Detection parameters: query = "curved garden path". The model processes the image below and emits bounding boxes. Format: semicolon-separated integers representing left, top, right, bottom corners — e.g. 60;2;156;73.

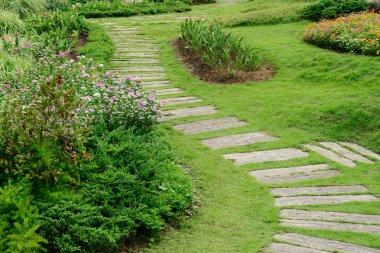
92;1;380;252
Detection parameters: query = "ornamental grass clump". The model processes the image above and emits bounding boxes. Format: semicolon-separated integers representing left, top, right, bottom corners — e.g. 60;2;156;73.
303;12;380;55
180;19;260;75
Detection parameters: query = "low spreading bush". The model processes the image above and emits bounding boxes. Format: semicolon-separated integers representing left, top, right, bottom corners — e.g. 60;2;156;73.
180;19;259;74
300;0;368;21
78;23;115;64
76;1;191;18
0;181;46;253
37;124;193;253
303;12;380;55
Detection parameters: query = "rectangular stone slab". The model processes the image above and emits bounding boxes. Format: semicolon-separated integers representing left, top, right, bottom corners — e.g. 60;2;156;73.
250;164;329;177
173;117;247;134
201;132;278;149
281;219;380;235
304;144;356;167
159;106;217;122
116;73;166;80
113;53;159;58
223;148;309;166
110;66;165;72
275;195;378;206
115;48;159;53
274;233;380;253
143;80;171;88
271;185;368;197
154;88;184;96
252;170;339;184
319;142;372;164
268;242;329;253
280;209;380;224
340;142;380;160
111;59;161;65
157;96;203;106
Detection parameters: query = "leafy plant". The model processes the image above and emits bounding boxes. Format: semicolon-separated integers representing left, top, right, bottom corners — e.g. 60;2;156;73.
303;12;380;55
180;19;259;75
0;181;47;253
300;0;368;21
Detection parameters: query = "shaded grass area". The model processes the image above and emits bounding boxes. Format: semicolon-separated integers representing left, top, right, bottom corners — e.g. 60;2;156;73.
102;3;380;251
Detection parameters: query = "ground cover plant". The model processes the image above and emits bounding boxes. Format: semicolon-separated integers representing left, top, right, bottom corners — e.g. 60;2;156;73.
303;12;380;55
177;19;274;82
300;0;368;21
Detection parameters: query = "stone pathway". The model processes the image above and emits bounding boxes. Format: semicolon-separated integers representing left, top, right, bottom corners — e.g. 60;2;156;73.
101;21;380;253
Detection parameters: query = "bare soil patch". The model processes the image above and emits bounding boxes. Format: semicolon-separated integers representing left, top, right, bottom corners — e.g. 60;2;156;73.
173;38;275;84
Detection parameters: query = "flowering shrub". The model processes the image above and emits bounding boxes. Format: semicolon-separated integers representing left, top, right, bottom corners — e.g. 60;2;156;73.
303;12;380;55
0;40;159;181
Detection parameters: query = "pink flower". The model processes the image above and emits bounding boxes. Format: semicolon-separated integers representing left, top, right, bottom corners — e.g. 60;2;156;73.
148;96;154;101
59;52;68;57
126;75;131;80
152;106;157;111
135;76;140;81
6;85;10;89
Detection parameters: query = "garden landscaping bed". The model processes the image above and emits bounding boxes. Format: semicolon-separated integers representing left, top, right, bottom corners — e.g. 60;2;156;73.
173;38;275;83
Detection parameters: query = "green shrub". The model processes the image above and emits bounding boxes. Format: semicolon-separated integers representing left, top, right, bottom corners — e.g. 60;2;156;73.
76;1;191;18
38;124;193;253
26;11;88;52
0;0;46;18
300;0;367;21
0;10;24;34
303;12;380;55
180;19;259;75
78;23;114;64
0;181;47;253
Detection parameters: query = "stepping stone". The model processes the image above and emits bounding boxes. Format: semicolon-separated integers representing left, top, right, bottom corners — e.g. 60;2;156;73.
110;66;165;72
268;242;328;253
319;142;372;164
173;117;247;134
250;164;339;184
157;96;203;106
114;53;159;58
340;142;380;160
144;80;171;88
304;144;356;167
116;73;166;80
159;105;217;122
271;185;368;197
154;88;184;96
223;148;309;166
111;59;160;64
280;209;380;224
275;195;377;206
201;132;278;149
281;219;380;235
274;233;380;253
115;48;159;52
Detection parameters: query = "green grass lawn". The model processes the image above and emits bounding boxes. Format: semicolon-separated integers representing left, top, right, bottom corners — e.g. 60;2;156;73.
100;0;380;251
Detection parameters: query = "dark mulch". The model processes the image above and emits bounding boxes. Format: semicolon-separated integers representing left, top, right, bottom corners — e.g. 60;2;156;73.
173;38;275;84
69;31;88;59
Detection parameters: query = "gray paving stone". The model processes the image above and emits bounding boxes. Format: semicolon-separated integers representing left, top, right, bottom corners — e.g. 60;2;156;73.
110;66;165;72
281;219;380;235
319;142;372;164
340;142;380;160
274;233;380;253
201;132;278;149
115;48;159;52
143;80;171;87
280;209;380;224
271;185;368;197
111;59;160;64
157;96;203;106
159;106;217;122
114;53;159;58
251;167;339;184
275;195;378;206
223;148;309;166
154;88;184;95
116;73;166;80
173;117;247;134
304;144;356;167
268;242;329;253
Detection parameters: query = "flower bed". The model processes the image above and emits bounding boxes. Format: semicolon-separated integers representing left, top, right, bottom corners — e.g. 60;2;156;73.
303;12;380;55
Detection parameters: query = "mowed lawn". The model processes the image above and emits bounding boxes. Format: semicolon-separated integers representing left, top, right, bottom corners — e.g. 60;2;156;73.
106;3;380;252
